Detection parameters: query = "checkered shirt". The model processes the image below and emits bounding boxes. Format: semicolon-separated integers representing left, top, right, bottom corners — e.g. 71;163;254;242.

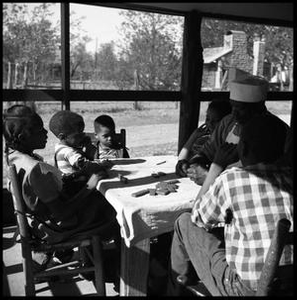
191;163;293;291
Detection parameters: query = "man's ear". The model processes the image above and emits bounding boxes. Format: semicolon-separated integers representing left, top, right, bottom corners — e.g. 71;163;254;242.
17;132;27;142
58;133;65;140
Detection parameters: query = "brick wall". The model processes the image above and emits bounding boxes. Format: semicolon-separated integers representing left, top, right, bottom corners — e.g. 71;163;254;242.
226;31;253;73
203;30;262;90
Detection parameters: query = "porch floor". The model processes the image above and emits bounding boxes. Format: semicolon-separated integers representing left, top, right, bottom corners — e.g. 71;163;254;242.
3;226;119;297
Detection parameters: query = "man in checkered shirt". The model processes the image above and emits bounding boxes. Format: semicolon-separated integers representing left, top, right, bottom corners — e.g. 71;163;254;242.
167;114;293;296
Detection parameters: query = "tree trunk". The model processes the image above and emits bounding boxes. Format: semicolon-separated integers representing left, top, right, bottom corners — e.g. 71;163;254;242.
133;69;140;110
14;63;19;88
33;62;37;84
22;62;28;88
7;62;13;89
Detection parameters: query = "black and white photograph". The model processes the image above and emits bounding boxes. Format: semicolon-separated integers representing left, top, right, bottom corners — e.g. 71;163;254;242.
3;2;293;297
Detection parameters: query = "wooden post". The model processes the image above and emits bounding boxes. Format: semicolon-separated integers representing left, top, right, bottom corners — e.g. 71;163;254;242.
178;10;203;153
61;3;70;110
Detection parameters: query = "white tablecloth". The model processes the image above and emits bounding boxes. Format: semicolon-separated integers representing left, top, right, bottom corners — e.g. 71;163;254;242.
97;155;200;247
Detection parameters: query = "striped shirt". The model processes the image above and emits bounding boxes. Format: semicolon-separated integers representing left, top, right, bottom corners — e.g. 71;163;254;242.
94;142;129;160
97;144;120;160
54;143;92;175
191;163;293;291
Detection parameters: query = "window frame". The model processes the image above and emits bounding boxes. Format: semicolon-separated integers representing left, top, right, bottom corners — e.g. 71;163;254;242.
2;2;294;151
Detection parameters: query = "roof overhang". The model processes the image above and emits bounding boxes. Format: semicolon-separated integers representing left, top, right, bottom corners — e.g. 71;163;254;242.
128;2;293;24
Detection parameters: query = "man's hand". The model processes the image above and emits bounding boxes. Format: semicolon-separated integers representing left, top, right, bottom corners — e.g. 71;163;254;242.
186;164;208;185
213;142;239;169
86;171;107;190
175;159;189;177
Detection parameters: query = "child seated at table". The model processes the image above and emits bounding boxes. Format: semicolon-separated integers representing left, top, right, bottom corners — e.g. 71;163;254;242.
49;110;112;195
176;99;231;177
93;114;129;160
3;104;120;279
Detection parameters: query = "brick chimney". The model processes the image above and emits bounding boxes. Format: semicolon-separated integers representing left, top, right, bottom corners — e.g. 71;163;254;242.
223;30;252;73
253;33;266;76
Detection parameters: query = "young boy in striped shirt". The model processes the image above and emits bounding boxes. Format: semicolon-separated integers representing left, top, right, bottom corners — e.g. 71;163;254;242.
49;110;111;194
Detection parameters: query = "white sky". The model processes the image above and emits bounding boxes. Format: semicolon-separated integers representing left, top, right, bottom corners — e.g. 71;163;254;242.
5;3;183;54
6;3;124;53
69;3;124;53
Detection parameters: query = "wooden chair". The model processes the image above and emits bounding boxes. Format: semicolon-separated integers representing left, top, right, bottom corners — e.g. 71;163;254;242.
7;164;116;296
256;218;293;296
178;218;293;296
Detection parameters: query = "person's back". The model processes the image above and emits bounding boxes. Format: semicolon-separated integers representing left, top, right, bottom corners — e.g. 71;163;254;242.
191;114;293;292
168;114;293;296
93;114;129;160
196;163;292;290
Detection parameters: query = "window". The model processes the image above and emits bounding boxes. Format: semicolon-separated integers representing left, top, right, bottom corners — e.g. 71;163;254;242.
200;18;293;92
3;3;61;89
199;17;293;126
69;4;184;91
71;101;179;157
2;4;293;190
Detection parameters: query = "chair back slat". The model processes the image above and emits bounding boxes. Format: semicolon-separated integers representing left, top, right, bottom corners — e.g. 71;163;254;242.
256;218;292;296
8;164;31;239
120;129;126;149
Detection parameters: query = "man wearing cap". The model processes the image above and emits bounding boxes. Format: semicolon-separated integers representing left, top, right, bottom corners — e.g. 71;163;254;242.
181;75;290;185
167;114;293;296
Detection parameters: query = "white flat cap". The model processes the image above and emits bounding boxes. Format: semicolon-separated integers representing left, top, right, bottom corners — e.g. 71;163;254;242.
230;75;269;103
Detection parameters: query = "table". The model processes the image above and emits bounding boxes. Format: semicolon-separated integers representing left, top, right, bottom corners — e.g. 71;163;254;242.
97;155;200;296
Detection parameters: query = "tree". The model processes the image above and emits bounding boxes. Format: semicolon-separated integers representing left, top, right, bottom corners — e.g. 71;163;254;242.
117;10;183;91
95;42;118;81
69;10;93;80
70;41;93;80
3;3;59;88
